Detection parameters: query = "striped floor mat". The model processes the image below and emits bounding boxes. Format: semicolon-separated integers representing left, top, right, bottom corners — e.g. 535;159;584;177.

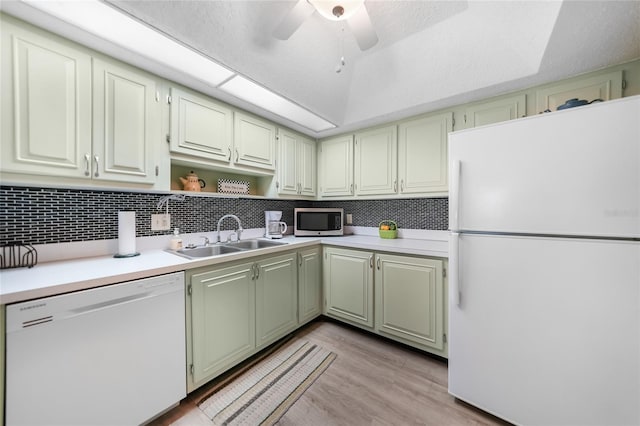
199;340;336;426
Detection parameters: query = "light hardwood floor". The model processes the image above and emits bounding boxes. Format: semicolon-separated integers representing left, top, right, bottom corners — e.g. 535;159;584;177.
150;318;509;426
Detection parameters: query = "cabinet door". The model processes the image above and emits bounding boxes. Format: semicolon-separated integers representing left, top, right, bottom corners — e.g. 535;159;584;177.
354;126;397;196
375;254;445;351
318;135;354;197
463;95;526;128
276;128;299;195
169;87;233;163
234;112;276;171
189;263;255;388
535;71;622;114
297;136;317;197
398;113;451;194
298;247;322;324
0;18;92;178
323;247;374;328
255;253;298;349
93;59;158;183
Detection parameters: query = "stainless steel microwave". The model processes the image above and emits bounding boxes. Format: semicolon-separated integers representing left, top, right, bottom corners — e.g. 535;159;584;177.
294;208;343;236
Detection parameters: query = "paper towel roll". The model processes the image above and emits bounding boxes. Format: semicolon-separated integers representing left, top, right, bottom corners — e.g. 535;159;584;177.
117;211;137;256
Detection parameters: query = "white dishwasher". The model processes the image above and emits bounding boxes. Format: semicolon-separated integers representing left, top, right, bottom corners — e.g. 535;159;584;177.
5;271;186;426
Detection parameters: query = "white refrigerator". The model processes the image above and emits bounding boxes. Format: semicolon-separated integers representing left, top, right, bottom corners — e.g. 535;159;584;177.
448;96;640;425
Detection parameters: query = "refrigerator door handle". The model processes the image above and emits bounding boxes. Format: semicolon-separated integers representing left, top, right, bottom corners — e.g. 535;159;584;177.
450;231;461;306
450;160;461;231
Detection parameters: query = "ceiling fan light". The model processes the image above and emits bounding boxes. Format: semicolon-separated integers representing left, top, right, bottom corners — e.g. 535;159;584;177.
309;0;365;21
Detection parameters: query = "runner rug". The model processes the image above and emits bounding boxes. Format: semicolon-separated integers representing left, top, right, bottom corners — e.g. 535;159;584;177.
198;340;336;426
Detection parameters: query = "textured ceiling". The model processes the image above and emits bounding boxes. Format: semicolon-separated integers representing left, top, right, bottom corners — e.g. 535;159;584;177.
3;1;639;137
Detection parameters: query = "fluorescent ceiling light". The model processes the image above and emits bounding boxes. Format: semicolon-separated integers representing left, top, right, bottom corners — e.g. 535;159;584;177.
20;0;234;87
220;76;336;132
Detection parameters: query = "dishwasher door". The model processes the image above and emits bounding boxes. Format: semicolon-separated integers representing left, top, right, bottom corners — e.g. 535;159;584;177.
5;271;186;426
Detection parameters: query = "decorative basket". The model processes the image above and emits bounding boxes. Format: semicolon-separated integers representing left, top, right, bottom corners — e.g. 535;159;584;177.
378;220;398;239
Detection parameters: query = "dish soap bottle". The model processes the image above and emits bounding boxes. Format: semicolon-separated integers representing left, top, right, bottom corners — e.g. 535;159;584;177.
169;228;183;250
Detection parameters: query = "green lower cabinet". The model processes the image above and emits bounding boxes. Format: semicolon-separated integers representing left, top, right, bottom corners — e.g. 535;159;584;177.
323;246;448;358
374;253;446;353
323;246;374;328
298;247;322;325
255;253;298;350
188;262;256;391
186;249;313;392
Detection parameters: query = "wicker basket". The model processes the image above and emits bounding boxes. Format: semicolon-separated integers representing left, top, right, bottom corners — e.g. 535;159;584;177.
378;220;398;239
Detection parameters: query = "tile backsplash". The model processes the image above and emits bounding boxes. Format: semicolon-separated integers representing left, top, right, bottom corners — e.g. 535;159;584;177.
0;186;448;245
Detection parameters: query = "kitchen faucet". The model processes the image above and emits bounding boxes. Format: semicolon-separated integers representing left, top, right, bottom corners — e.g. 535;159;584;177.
216;214;243;243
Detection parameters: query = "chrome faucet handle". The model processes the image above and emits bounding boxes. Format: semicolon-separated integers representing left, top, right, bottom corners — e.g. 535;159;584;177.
227;231;240;243
199;236;210;246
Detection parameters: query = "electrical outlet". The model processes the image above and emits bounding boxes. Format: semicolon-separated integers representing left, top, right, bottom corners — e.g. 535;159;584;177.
151;214;171;231
346;213;353;225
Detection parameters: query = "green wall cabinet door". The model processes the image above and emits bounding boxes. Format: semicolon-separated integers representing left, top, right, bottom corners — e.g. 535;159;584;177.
276;128;316;197
374;253;445;352
255;253;298;349
323;246;374;328
1;16;92;179
354;125;398;196
188;262;256;391
169;86;233;164
318;135;354;197
298;247;322;325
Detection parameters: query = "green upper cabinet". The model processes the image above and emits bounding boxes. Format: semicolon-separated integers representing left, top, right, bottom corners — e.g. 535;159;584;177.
276;128;316;197
398;112;452;194
354;125;398;196
535;70;623;114
298;247;322;325
0;15;158;185
234;112;276;171
92;59;159;183
1;18;92;179
169;86;233;164
255;253;298;350
1;19;93;178
323;246;374;328
318;135;354;197
463;94;526;128
374;253;446;353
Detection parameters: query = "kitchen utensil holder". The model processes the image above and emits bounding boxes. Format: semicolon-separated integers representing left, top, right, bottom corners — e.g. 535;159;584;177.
0;244;38;269
378;220;398;239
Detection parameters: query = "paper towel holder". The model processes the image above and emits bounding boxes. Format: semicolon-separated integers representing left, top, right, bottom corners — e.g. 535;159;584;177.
115;211;140;258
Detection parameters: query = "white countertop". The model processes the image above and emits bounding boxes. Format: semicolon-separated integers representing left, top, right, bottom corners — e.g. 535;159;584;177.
0;232;448;305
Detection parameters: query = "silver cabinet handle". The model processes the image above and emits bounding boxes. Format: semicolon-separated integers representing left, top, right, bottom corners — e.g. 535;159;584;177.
298;183;302;194
298;253;302;267
401;179;405;192
255;263;260;279
377;257;381;270
393;180;397;192
369;255;373;268
93;155;100;177
84;154;90;176
235;149;239;163
227;147;232;161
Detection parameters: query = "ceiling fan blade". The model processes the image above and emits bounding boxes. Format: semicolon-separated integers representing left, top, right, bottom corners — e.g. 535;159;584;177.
347;4;378;51
273;0;316;40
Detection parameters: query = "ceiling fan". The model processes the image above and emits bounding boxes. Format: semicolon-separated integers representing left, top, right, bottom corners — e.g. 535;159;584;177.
273;0;378;51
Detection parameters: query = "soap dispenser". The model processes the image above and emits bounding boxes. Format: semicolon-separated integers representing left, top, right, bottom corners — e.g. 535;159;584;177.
169;228;183;250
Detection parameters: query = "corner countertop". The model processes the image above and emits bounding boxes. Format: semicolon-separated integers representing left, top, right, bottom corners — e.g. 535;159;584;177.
0;232;448;305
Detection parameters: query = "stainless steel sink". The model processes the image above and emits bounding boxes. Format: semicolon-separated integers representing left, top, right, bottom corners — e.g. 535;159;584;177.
175;244;244;259
226;239;288;250
169;239;288;259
